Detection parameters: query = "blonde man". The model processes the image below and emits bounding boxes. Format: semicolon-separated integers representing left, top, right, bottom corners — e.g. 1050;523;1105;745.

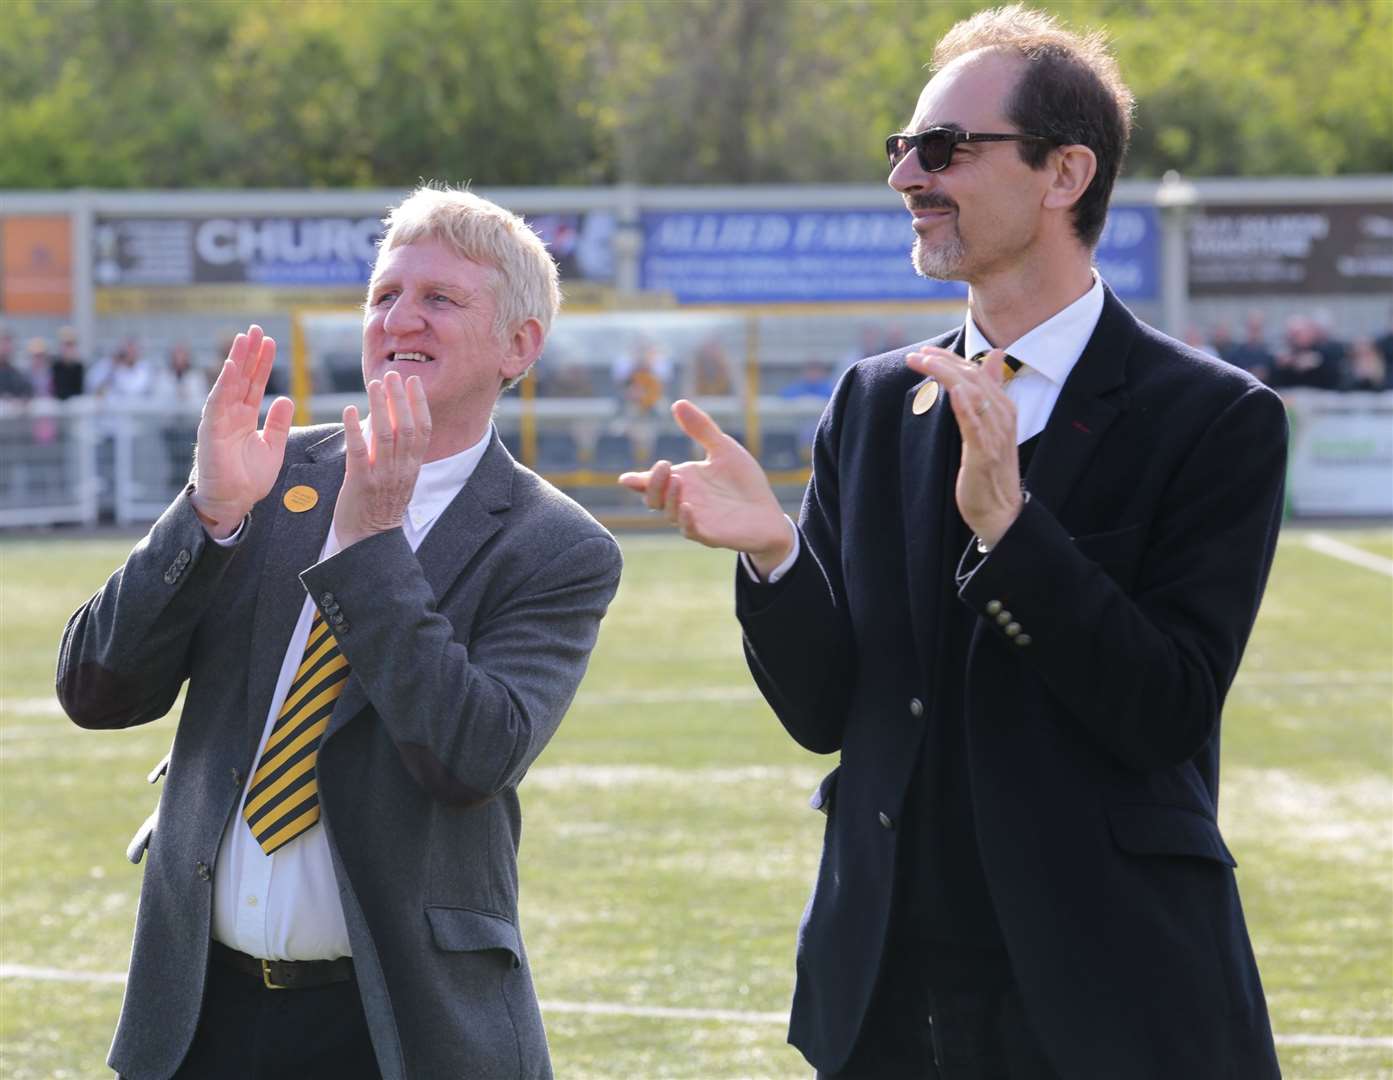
60;185;622;1079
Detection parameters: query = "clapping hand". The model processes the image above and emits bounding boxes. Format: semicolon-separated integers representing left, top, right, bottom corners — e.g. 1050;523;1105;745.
333;370;432;549
619;400;792;577
904;346;1022;546
190;326;294;539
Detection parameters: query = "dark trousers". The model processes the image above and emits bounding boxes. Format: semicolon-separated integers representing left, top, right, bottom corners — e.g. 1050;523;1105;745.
816;950;1061;1080
168;951;380;1080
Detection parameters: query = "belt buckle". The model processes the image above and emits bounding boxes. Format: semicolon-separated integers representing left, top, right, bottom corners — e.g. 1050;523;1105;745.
261;958;288;990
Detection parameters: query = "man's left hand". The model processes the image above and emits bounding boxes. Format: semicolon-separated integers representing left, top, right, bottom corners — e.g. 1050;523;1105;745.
334;370;432;548
905;346;1022;547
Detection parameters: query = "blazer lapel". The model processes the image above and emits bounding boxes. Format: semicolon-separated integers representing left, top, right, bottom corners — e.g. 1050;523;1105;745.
244;429;345;764
414;431;512;601
1025;286;1134;515
325;430;514;738
900;329;966;670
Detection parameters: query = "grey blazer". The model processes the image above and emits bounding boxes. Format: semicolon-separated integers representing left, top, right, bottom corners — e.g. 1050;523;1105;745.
57;425;623;1080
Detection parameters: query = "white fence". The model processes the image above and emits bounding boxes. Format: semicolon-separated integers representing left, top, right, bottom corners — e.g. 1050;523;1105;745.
1;390;1389;530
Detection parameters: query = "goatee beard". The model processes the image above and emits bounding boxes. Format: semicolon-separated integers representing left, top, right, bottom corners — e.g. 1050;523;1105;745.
912;232;966;281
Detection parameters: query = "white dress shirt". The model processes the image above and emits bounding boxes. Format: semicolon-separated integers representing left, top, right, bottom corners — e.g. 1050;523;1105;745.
744;274;1105;583
212;423;492;960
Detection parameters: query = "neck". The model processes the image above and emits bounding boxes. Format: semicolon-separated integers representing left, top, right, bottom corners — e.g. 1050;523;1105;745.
966;248;1095;348
422;413;492;463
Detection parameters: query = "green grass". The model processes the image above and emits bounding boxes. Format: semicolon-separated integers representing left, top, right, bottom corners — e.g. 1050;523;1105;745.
2;529;1391;1078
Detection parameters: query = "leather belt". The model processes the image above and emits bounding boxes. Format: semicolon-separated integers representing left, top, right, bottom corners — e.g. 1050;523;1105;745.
212;941;354;990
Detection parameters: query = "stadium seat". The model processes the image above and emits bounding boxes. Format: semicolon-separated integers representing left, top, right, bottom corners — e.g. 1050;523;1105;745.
654;432;694;463
535;431;581;471
592;433;636;471
759;431;801;470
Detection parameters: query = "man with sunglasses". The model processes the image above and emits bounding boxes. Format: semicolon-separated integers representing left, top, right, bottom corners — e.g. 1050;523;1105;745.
622;5;1284;1079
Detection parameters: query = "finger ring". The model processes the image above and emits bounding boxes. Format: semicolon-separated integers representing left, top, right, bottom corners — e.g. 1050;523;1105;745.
974;399;992;417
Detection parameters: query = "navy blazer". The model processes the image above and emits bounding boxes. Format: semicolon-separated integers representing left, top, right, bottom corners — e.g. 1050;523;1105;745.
738;287;1285;1078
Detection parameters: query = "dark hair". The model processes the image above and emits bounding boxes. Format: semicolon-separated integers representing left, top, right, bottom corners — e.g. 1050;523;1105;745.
933;5;1134;249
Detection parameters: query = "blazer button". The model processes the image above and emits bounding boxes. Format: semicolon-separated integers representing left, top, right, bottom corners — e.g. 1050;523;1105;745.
195;862;211;881
909;698;924;718
1015;634;1033;647
878;811;894;830
321;592;335;606
1005;622;1021;637
986;600;1003;615
996;610;1013;626
231;768;243;787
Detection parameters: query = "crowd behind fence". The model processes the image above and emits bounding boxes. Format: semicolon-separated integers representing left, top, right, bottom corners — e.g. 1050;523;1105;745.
2;305;1391;530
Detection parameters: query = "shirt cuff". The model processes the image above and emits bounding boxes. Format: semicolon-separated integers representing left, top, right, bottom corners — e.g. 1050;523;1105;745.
738;516;800;584
212;518;247;547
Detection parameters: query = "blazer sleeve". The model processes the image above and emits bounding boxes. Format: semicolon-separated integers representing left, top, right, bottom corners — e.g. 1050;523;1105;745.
736;370;858;755
958;382;1288;772
299;526;621;806
56;488;245;729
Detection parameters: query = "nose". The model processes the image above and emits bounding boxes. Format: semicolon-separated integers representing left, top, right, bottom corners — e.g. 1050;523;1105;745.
888;148;930;195
381;294;425;336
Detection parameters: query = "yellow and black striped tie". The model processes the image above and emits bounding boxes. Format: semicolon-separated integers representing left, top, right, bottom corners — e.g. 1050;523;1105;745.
971;350;1024;386
243;612;350;855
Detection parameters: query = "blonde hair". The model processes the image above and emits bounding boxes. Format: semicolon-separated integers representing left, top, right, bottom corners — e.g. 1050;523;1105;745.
375;184;562;343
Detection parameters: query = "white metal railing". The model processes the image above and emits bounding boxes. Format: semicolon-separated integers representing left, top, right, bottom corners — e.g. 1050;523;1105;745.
1;390;1388;530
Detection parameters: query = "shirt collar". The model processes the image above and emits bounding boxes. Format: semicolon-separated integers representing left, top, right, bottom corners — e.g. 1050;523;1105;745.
963;272;1105;385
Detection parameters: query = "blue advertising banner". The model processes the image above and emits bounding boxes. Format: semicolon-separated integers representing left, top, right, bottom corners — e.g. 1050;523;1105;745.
93;213;614;288
640;205;1159;304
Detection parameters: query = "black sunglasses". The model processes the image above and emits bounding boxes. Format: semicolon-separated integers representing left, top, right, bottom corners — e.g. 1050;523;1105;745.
885;127;1054;172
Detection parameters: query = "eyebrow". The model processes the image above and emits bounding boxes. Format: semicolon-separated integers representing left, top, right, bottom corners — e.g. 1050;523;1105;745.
368;277;473;298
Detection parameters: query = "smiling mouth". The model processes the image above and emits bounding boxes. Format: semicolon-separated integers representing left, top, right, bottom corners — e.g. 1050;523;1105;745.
388;351;434;363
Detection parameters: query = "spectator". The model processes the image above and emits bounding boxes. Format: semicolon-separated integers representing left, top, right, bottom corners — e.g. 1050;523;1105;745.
50;327;86;400
1184;324;1220;358
689;338;735;396
612;337;673;390
1225;311;1275;384
778;360;837;401
25;338;54;398
622;349;666;415
1271;316;1342;390
91;339;155;401
0;329;34;399
1311;314;1349;381
1208;321;1236;362
1374;311;1393;373
151;343;212;406
1345;337;1390;392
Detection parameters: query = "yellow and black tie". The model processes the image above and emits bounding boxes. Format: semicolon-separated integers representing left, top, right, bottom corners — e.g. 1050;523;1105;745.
243;612;350;855
971;350;1024;387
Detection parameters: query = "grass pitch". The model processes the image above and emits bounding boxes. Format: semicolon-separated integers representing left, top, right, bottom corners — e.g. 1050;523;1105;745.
1;529;1390;1078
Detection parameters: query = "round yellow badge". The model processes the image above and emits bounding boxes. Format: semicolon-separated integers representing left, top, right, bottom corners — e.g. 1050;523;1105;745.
283;485;319;513
911;380;940;415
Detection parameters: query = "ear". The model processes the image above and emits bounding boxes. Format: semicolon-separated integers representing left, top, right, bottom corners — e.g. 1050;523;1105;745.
500;317;545;383
1041;144;1098;213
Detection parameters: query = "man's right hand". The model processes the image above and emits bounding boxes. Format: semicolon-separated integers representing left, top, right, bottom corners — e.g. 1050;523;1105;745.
189;325;294;539
618;400;793;577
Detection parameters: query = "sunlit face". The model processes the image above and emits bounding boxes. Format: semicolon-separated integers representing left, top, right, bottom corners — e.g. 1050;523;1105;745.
362;238;529;446
888;50;1052;283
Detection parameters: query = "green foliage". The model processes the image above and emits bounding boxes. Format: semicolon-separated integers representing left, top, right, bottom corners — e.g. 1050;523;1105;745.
1;0;1389;189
